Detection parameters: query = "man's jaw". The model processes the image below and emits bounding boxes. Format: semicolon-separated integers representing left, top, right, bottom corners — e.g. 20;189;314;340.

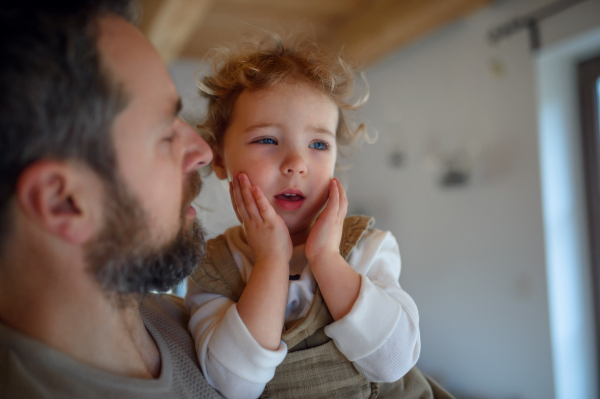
87;173;206;298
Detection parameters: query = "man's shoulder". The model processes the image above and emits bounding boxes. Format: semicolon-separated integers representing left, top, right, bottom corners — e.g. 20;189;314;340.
144;293;187;312
0;300;222;399
140;293;190;331
140;294;224;398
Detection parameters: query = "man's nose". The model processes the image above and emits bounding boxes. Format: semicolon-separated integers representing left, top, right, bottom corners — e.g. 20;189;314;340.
178;119;213;172
281;151;307;176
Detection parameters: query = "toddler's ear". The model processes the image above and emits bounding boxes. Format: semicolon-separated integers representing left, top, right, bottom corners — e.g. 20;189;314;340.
211;148;228;180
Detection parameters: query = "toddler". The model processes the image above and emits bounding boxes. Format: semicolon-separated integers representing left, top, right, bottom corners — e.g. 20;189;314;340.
185;36;452;399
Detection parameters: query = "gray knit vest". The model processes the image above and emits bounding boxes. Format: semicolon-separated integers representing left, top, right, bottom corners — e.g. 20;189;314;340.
190;215;455;399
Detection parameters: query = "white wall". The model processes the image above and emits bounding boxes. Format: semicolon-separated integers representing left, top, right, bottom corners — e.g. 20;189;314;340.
341;1;600;398
168;0;600;397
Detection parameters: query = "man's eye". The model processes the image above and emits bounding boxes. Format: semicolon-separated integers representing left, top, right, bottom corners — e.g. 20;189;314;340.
309;141;329;150
255;138;277;145
164;131;176;142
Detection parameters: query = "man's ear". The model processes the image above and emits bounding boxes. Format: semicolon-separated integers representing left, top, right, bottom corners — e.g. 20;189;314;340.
211;147;229;180
15;161;99;245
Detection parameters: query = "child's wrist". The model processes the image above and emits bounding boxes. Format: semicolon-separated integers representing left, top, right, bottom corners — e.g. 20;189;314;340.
307;251;343;269
254;254;291;268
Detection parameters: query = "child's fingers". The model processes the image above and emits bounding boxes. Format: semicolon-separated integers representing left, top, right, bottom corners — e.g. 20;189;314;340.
252;185;276;220
229;181;243;224
336;178;348;217
327;178;339;215
239;173;263;222
232;173;250;222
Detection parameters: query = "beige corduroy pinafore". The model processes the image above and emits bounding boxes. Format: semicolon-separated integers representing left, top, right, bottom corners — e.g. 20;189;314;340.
190;215;455;399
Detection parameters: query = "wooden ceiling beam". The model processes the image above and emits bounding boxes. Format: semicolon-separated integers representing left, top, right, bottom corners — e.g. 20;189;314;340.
215;0;363;16
144;0;215;64
329;0;494;67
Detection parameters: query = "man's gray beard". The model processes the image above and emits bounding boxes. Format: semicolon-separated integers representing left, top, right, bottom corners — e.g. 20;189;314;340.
84;175;205;298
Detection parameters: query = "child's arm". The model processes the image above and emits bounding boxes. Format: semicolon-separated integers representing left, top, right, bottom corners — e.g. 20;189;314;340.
186;280;287;399
306;179;420;382
305;178;361;320
184;173;292;399
324;231;420;382
231;173;292;350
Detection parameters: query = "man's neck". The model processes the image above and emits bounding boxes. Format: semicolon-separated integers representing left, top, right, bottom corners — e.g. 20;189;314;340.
0;245;161;379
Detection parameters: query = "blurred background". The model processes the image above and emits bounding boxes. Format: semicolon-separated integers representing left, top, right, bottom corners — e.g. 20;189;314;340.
138;1;600;398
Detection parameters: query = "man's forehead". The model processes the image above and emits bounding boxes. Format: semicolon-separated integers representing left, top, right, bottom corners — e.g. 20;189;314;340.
97;15;178;111
97;15;143;65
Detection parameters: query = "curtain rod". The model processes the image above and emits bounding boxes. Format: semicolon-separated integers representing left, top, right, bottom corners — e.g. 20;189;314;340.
488;0;589;51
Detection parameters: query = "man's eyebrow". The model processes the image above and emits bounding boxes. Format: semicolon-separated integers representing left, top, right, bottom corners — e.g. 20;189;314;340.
172;97;183;119
156;98;183;135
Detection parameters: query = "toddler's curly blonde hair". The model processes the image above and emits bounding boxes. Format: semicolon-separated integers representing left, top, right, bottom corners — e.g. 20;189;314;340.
196;34;370;155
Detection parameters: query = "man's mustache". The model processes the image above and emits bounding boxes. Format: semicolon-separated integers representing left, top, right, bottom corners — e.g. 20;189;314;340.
182;172;202;212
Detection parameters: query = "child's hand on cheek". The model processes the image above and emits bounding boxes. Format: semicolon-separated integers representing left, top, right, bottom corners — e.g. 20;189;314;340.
229;173;292;350
305;179;360;321
305;178;347;264
230;173;293;264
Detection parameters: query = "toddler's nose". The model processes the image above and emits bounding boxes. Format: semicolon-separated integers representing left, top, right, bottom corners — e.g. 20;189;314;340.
281;152;307;175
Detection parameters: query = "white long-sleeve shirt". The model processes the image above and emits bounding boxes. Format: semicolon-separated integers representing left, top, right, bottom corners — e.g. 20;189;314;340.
185;226;420;399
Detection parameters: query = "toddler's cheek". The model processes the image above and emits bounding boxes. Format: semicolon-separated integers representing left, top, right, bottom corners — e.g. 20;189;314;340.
318;182;332;204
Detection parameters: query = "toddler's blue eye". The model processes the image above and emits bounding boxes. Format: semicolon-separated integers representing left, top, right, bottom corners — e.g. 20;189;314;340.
309;141;328;150
256;138;277;145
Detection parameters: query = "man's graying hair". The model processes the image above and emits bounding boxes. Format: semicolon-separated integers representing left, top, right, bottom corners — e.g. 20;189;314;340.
0;0;138;250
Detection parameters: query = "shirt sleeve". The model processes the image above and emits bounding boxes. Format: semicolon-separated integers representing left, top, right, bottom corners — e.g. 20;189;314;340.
323;230;420;382
184;278;287;399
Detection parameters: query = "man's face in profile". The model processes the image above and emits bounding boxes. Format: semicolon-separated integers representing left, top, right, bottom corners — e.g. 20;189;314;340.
84;16;211;295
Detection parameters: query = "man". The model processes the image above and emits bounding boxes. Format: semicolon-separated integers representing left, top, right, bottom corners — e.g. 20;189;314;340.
0;1;223;397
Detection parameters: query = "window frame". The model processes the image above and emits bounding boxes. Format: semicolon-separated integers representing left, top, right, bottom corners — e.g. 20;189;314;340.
578;53;600;374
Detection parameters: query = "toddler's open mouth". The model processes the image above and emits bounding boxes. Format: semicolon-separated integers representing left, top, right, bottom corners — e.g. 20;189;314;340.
274;189;305;210
275;193;304;202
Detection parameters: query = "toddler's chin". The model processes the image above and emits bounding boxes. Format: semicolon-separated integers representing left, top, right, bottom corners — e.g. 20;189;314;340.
283;217;316;239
